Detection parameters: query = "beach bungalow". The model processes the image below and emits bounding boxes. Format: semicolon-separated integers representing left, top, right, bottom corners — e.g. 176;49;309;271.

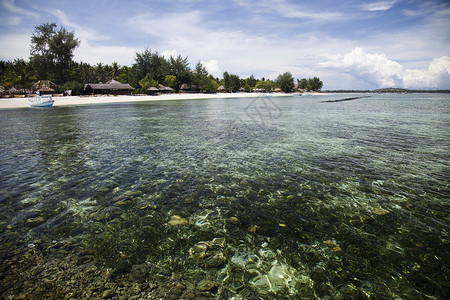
31;80;58;95
158;84;173;93
253;88;267;93
180;83;196;93
217;85;226;92
147;86;159;95
84;79;134;95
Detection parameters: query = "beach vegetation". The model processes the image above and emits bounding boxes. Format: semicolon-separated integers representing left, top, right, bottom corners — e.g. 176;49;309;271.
0;22;327;95
245;75;257;89
139;73;159;90
275;72;294;93
164;75;177;90
297;76;323;91
223;72;242;92
255;79;274;92
30;22;80;83
3;58;35;90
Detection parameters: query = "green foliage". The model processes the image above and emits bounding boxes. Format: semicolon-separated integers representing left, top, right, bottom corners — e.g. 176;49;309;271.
1;22;327;96
298;76;323;91
245;75;257;90
255;79;274;91
164;75;177;89
298;78;309;90
223;72;241;92
309;76;323;91
30;22;79;83
139;73;158;89
133;48;170;84
4;59;35;90
275;72;294;93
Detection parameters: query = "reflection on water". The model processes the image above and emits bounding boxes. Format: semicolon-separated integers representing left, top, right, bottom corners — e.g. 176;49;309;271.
0;94;449;299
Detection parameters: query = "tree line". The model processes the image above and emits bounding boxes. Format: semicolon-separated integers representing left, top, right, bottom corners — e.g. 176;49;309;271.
0;23;323;95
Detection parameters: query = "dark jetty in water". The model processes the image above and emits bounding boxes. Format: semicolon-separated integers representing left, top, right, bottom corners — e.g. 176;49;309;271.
322;96;370;103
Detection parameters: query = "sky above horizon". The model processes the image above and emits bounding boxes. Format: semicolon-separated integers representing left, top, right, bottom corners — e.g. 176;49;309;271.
0;0;449;90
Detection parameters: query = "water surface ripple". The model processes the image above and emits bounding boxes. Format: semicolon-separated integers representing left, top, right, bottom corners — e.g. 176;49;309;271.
0;94;449;299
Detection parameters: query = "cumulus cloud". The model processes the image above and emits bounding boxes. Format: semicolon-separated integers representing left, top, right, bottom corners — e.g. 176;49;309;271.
321;47;450;89
201;60;221;77
73;41;136;65
162;50;178;59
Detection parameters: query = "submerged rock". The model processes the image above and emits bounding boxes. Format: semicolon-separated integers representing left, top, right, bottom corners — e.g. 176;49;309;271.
323;240;338;248
250;264;297;296
168;215;189;226
189;242;209;259
92;207;123;221
111;191;141;206
26;216;45;226
189;238;227;268
248;225;260;234
323;240;343;252
198;280;219;291
204;250;226;268
211;237;226;248
136;201;157;210
101;289;115;299
227;217;241;225
373;207;390;216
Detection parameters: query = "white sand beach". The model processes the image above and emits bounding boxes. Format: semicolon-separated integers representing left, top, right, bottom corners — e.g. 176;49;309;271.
0;93;293;109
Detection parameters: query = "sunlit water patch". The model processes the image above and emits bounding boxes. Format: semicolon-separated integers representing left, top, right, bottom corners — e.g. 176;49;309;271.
1;94;449;299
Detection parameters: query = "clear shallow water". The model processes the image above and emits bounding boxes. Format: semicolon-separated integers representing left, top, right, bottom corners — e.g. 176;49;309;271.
0;93;449;299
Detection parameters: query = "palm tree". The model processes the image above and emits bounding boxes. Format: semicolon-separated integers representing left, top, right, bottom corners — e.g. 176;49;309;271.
6;59;35;91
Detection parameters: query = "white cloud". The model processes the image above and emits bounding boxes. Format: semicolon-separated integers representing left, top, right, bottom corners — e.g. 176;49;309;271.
0;34;30;61
233;0;343;20
51;10;109;42
162;50;178;59
362;1;397;11
201;60;221;77
320;47;450;89
1;0;36;18
73;41;136;66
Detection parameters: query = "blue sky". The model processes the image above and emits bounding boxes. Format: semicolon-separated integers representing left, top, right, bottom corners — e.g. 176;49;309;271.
0;0;449;89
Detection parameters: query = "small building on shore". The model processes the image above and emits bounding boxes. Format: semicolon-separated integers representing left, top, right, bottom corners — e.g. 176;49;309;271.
84;79;134;95
31;80;58;95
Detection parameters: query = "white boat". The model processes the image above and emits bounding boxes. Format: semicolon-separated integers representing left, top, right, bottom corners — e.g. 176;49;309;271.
28;95;54;107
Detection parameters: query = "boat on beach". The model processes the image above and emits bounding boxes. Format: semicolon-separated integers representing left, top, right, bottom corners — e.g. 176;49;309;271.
28;95;54;107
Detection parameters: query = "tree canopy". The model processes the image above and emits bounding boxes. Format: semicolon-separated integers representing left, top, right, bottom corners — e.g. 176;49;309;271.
0;22;325;95
298;76;323;91
275;72;295;93
30;22;80;83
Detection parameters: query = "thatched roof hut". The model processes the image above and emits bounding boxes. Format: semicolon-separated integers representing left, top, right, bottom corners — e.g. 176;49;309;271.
84;79;134;95
7;87;19;93
147;86;159;94
158;84;173;93
31;80;58;94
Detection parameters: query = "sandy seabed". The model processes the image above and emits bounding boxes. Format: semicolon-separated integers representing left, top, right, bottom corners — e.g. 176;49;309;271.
0;93;293;109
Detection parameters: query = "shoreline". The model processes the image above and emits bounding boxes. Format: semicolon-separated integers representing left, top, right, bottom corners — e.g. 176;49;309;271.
0;93;293;109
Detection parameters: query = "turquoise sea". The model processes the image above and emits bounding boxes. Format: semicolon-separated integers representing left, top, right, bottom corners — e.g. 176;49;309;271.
0;93;449;299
